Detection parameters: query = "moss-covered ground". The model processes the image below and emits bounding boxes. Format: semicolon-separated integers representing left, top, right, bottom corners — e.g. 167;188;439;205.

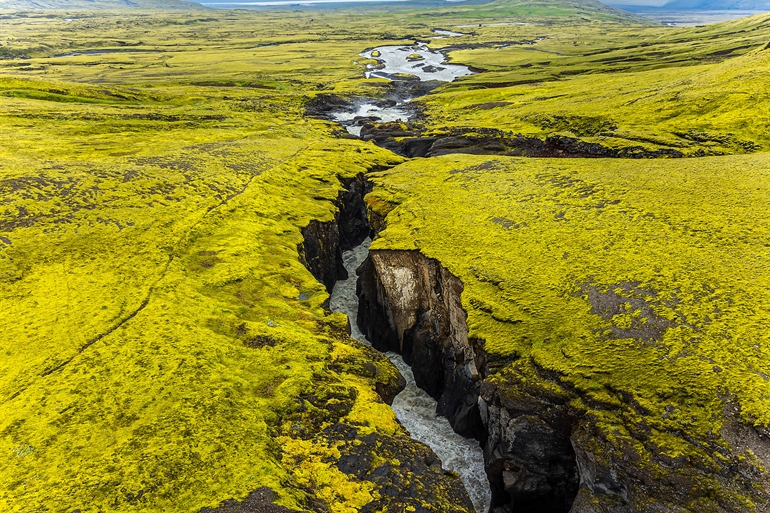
0;8;480;513
416;12;770;155
367;153;770;508
2;1;770;511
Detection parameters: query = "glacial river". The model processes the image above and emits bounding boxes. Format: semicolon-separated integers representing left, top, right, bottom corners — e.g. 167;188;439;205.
329;240;491;513
361;43;473;82
331;40;472;136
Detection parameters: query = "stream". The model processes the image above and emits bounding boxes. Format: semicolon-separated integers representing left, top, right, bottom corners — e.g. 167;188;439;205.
326;41;488;512
330;240;491;513
330;40;472;136
361;43;473;82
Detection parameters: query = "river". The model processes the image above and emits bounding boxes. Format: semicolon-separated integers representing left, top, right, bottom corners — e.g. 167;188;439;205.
329;240;491;513
330;40;472;136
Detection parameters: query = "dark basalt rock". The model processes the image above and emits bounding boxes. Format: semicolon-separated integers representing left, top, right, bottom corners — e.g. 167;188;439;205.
304;93;354;119
360;124;685;159
356;254;401;354
356;250;484;439
199;488;293;513
298;219;346;293
330;426;474;513
298;173;373;293
304;82;438;134
480;369;579;512
337;173;372;250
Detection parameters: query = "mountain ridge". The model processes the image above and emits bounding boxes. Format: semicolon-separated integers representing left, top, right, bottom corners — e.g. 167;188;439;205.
0;0;201;10
661;0;770;10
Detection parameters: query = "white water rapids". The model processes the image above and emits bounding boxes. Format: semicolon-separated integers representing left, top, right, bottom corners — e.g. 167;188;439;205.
331;103;411;137
362;43;473;82
330;239;491;513
330;40;472;135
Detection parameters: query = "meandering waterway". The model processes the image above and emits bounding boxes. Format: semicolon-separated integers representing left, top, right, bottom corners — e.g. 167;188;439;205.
326;46;488;510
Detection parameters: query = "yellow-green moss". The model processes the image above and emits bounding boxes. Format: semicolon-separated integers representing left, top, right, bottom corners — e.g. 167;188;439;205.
0;10;416;511
421;13;770;156
367;154;770;493
3;3;770;511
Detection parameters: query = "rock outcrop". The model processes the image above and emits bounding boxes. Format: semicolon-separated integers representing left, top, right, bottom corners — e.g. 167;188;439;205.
299;219;347;293
355;246;770;512
359;124;685;159
337;173;372;251
480;366;579;512
356;250;582;510
357;250;484;440
298;174;373;293
296;173;475;512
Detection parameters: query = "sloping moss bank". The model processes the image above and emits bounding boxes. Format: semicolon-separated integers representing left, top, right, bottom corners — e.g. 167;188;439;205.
362;154;770;511
0;133;476;512
416;13;770;158
0;49;477;513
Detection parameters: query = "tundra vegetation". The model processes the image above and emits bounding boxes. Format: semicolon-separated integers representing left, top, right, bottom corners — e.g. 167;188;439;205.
0;1;769;512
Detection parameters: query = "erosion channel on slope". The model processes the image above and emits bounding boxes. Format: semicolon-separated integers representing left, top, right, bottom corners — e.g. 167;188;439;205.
330;239;491;513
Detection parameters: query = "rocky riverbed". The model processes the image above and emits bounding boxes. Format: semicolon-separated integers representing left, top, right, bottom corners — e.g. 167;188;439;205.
307;40;472;136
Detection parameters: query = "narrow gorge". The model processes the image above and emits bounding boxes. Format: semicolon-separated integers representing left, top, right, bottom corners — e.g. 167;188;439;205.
300;40;583;513
356;249;580;512
299;165;770;513
6;6;770;513
299;174;492;513
297;33;770;513
298;174;580;513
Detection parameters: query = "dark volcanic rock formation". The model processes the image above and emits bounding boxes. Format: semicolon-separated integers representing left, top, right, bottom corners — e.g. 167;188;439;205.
299;219;346;293
337;173;372;250
354;244;770;512
357;250;484;440
360;124;685;159
480;366;579;512
298;174;373;293
356;250;579;510
304;93;354;119
295;173;475;512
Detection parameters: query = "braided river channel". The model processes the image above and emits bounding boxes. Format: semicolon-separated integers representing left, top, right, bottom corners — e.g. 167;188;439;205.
331;41;473;136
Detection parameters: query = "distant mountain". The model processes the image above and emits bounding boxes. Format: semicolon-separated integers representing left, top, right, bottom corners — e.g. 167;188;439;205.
662;0;770;8
608;0;770;10
0;0;200;9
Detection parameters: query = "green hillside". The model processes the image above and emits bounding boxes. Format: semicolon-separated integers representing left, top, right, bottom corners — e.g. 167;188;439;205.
0;1;769;512
365;152;770;509
0;0;199;10
405;12;770;156
0;10;476;513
